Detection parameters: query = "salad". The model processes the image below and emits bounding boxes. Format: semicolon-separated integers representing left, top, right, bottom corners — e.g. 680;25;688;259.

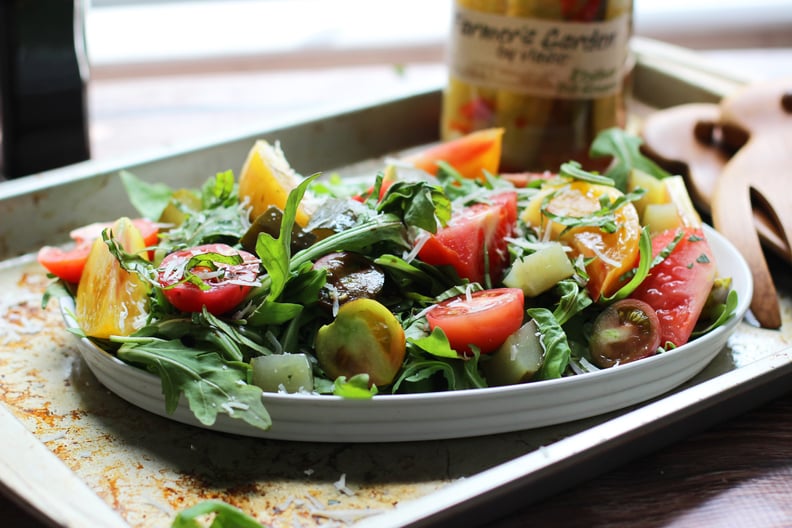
39;127;738;432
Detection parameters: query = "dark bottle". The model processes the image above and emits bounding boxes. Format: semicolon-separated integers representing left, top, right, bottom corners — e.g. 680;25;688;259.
0;0;90;179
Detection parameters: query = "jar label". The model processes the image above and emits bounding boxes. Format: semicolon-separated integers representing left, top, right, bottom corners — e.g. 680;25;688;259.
448;6;631;99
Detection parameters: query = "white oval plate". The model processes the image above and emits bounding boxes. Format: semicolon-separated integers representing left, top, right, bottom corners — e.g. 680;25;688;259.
62;225;752;442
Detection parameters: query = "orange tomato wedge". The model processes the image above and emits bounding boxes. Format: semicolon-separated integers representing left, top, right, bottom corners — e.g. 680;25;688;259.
75;217;150;339
521;180;641;300
404;128;504;181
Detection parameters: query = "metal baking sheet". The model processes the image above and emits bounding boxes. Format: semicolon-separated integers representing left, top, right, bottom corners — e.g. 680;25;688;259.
0;38;789;528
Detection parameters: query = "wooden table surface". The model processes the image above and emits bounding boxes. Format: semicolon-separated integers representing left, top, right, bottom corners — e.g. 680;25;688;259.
2;44;792;527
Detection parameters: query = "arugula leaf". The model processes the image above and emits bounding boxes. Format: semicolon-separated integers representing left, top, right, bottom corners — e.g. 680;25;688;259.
408;327;459;359
246;298;303;326
279;265;326;305
692;288;739;337
461;349;487;389
255;173;320;301
435;161;481;200
42;280;74;309
290;213;409;269
120;170;173;221
599;227;653;303
170;499;263;528
589;127;671;192
103;228;158;283
333;375;378;398
115;336;271;430
201;170;237;209
159;200;250;251
198;309;272;356
374;254;459;298
393;360;456;392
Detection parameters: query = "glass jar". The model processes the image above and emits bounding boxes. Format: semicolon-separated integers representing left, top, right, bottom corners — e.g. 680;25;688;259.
441;0;633;172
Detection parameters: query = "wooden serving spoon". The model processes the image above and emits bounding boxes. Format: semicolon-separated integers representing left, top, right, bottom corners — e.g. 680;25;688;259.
711;78;792;329
641;103;791;263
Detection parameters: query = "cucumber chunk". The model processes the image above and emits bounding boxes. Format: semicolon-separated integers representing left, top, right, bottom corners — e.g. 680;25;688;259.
251;353;314;393
502;242;574;297
482;319;544;386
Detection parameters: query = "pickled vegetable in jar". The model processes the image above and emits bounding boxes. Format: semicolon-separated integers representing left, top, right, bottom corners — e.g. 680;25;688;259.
442;0;633;172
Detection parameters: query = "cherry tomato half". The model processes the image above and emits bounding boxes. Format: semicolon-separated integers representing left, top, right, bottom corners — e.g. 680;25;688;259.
38;218;159;283
157;243;260;315
589;299;661;368
426;288;525;354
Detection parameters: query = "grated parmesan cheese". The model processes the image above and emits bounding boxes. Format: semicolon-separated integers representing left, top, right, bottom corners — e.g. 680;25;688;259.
333;473;355;496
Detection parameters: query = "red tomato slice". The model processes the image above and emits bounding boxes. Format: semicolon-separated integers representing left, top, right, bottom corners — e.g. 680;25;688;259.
418;191;517;285
629;227;717;347
70;219;159;248
157;243;260;315
38;218;159;283
37;241;94;283
426;288;525;354
499;171;556;188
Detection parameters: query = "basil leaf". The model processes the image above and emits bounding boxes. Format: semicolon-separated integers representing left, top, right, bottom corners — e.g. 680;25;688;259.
552;279;593;326
528;307;572;380
377;179;451;232
559;161;615;186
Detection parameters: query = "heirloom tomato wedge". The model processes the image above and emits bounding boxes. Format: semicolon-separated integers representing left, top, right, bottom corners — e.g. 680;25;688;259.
315;298;406;387
405;128;504;180
521;180;641;300
75;217;150;339
238;139;312;227
418;191;517;286
629;227;716;347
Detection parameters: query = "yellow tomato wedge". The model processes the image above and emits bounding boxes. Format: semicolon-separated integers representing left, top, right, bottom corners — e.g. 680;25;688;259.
404;127;504;181
75;217;150;339
238;139;311;227
521;180;641;300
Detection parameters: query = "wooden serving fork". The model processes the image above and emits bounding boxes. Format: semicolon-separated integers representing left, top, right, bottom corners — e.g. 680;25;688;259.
711;79;792;329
